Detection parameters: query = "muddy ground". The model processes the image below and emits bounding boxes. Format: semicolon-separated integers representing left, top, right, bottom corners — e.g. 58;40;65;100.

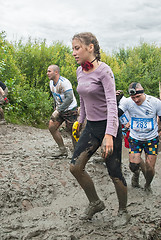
0;123;161;240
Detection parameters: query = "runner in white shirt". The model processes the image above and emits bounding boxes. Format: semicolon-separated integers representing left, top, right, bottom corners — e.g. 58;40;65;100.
118;82;161;193
47;65;78;158
49;76;77;112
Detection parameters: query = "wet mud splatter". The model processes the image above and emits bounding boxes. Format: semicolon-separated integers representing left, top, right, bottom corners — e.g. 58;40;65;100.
0;123;161;240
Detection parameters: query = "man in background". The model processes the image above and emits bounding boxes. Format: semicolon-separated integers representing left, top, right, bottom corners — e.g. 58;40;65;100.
116;90;130;149
47;65;78;158
118;82;161;193
0;81;9;124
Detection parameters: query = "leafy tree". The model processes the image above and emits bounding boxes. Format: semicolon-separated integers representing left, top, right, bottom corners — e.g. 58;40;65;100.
0;31;161;128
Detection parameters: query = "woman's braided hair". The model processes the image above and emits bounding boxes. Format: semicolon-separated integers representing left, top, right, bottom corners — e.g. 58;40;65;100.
72;32;101;61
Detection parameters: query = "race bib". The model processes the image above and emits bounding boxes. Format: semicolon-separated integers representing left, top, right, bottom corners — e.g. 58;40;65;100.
131;117;154;132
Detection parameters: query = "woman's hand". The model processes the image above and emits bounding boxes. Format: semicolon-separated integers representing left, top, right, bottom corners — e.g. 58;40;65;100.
101;134;113;159
77;122;83;132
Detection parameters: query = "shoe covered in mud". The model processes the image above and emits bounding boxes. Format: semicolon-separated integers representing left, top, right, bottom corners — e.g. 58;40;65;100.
0;119;7;125
113;209;131;228
79;200;105;220
144;184;152;194
52;147;68;158
131;170;140;188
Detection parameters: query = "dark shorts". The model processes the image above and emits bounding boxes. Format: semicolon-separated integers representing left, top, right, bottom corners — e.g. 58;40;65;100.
129;136;159;156
51;108;78;133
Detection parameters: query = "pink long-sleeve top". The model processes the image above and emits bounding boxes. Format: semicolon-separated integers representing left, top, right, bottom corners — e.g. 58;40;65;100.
76;62;118;137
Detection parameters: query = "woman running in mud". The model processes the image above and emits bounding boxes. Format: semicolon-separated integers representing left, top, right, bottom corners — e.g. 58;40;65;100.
70;32;130;227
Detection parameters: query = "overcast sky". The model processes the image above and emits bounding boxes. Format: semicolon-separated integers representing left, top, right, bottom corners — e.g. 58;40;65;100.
1;0;161;54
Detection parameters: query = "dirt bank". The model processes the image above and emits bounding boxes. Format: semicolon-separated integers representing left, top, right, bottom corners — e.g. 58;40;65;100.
0;123;161;240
